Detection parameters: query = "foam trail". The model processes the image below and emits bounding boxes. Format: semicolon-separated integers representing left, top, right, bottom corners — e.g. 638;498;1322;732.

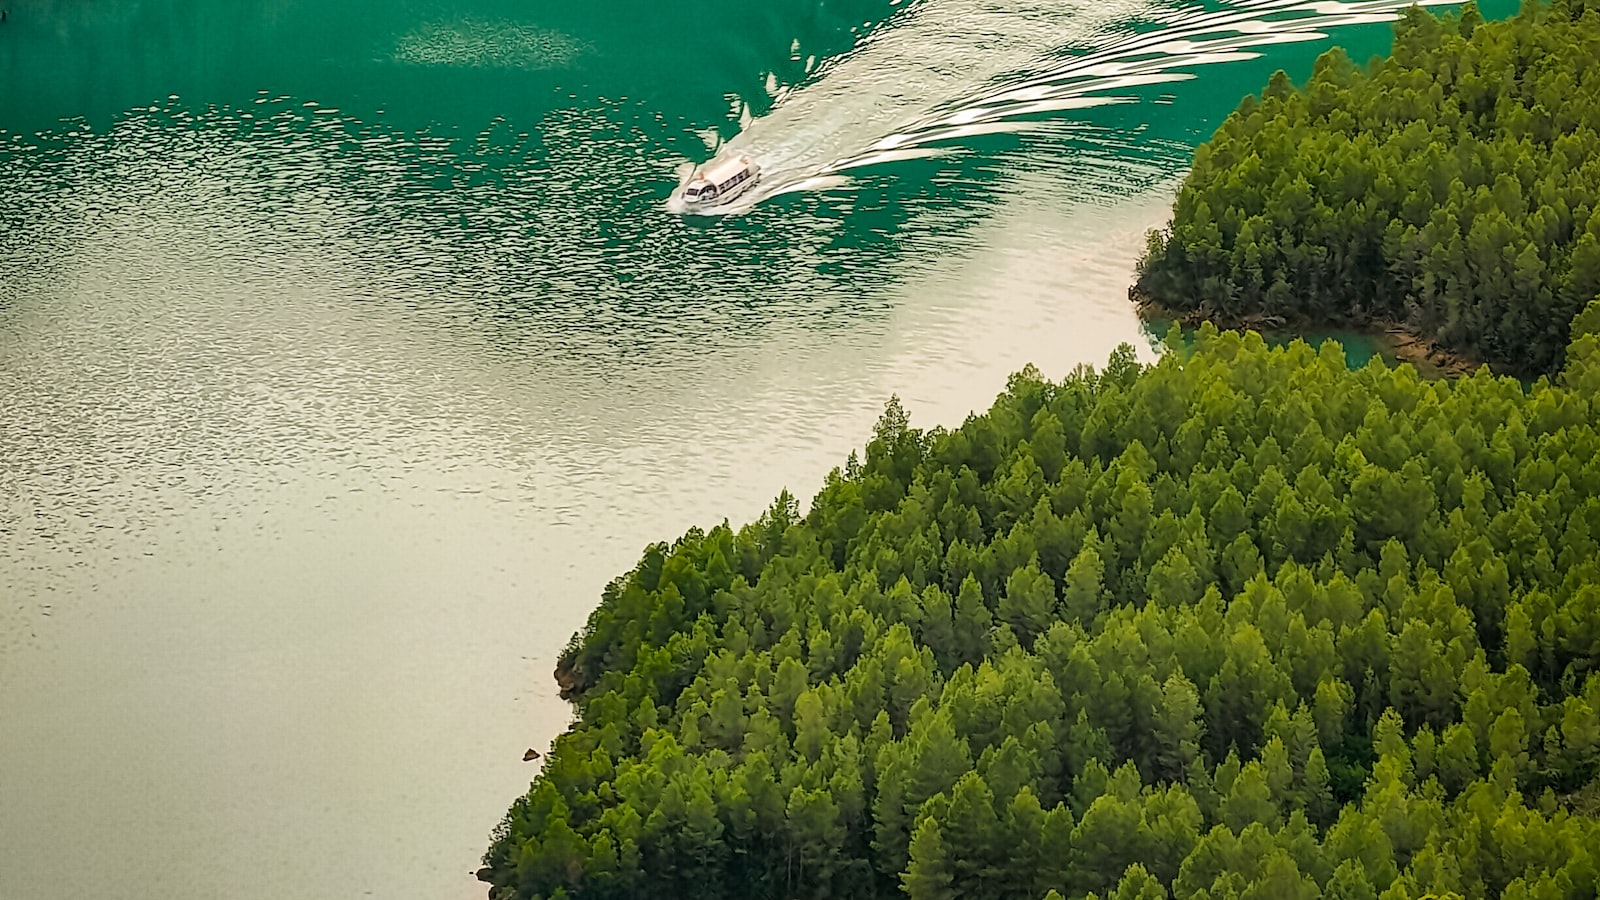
669;0;1155;214
674;0;1461;215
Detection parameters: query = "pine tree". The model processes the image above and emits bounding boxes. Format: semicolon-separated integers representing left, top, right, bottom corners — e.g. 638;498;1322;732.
901;817;956;900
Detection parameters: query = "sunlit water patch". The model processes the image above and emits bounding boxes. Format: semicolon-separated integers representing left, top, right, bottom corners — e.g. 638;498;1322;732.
393;18;589;71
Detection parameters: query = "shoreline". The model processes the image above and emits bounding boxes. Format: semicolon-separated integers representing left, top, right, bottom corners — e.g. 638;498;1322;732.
1129;288;1491;378
1377;324;1485;378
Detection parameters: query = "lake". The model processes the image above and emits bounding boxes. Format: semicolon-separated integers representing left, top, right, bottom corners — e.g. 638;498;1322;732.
0;0;1494;897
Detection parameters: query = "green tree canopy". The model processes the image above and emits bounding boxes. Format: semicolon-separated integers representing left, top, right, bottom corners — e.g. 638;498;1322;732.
483;302;1600;900
1137;0;1600;375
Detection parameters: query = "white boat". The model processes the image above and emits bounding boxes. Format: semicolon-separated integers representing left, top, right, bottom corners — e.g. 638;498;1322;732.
682;154;761;209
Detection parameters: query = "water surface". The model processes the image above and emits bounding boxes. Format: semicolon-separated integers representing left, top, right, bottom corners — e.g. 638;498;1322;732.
0;0;1499;897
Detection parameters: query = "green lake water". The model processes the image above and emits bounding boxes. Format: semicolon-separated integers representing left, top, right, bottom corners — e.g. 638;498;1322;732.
0;0;1511;897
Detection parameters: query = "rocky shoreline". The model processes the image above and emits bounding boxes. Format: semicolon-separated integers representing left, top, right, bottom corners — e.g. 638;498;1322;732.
1129;287;1492;378
1378;324;1485;377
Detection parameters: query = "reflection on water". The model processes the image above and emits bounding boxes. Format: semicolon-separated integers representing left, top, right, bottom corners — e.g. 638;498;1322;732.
0;0;1506;897
393;19;590;71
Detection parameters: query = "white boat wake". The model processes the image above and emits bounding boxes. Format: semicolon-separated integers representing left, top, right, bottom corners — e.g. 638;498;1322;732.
669;0;1461;215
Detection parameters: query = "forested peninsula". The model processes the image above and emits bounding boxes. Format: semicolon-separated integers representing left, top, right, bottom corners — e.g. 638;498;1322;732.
1136;0;1600;375
481;4;1600;898
481;299;1600;900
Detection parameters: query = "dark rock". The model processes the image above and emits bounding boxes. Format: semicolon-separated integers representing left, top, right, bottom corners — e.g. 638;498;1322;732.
553;657;583;700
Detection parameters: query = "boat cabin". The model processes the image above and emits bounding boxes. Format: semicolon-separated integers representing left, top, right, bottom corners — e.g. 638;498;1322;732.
683;154;760;206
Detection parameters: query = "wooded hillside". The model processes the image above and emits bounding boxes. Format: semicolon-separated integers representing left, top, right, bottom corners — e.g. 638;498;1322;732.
480;300;1600;900
1136;0;1600;375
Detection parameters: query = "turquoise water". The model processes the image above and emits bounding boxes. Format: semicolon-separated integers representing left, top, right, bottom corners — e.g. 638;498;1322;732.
1142;319;1395;369
0;1;1511;898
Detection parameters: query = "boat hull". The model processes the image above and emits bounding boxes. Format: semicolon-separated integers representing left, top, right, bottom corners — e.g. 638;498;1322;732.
681;172;760;213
